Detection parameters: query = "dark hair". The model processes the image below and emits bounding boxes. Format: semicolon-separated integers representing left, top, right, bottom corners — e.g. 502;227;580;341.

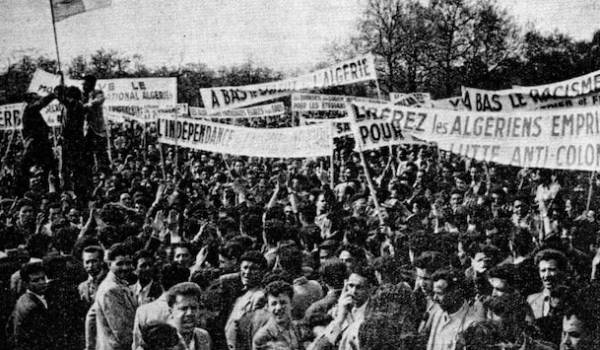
413;251;448;273
277;246;303;277
140;322;179;350
171;242;192;254
263;219;285;245
319;259;347;289
219;240;244;261
135;249;155;263
371;284;417;323
53;226;78;254
65;86;82;101
239;250;267;270
534;248;568;271
359;312;416;350
107;243;133;261
510;228;534;257
466;243;500;261
350;264;377;287
160;263;191;290
83;75;97;85
484;294;528;322
373;256;412;285
167;282;203;307
82;245;105;258
431;267;465;291
458;320;503;349
487;264;516;286
20;261;45;283
264;280;294;300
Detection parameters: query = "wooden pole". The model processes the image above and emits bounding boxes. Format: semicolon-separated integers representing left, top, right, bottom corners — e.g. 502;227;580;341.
359;150;384;225
586;171;595;212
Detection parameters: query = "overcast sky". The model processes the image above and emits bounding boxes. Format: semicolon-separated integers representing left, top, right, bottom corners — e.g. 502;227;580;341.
1;0;599;74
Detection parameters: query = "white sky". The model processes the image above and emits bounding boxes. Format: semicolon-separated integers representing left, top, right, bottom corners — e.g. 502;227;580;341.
0;0;599;74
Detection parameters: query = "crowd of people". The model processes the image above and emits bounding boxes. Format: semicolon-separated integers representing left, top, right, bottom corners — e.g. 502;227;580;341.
1;76;600;350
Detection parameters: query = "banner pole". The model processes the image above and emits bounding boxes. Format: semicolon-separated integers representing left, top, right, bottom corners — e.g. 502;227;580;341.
586;171;595;212
359;150;384;225
330;151;335;186
48;0;63;80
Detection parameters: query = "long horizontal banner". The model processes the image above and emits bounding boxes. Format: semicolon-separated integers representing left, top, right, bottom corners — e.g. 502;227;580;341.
511;69;600;98
453;86;600;112
157;115;333;158
189;102;285;119
291;93;384;112
200;53;377;113
349;100;600;171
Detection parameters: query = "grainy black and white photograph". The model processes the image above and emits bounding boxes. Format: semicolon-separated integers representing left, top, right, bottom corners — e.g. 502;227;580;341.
1;0;600;349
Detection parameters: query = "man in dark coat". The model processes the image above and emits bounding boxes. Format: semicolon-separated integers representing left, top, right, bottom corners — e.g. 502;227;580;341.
6;262;51;350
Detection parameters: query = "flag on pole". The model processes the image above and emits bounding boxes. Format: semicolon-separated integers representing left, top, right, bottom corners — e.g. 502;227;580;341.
51;0;111;22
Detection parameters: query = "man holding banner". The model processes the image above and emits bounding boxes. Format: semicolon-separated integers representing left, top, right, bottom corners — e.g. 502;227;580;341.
19;92;58;195
82;75;109;171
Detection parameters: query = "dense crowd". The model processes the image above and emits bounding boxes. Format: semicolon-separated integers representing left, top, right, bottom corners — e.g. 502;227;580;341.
1;76;600;350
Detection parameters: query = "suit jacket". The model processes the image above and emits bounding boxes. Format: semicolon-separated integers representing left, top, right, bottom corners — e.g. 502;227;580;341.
252;317;307;350
7;291;51;350
132;293;171;350
527;291;547;319
94;271;138;350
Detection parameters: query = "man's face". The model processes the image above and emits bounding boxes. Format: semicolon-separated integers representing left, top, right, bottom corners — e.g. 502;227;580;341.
170;295;200;333
27;271;48;295
267;293;292;326
67;209;80;224
433;279;462;312
339;250;355;271
450;194;463;208
319;249;333;266
19;205;34;226
415;268;433;295
471;252;492;274
561;315;590;350
109;255;134;281
489;277;511;297
539;259;561;292
136;257;154;281
218;254;236;271
48;207;62;223
83;251;103;277
344;273;369;307
173;247;192;268
120;193;132;207
240;260;262;288
316;194;328;214
513;200;525;217
352;199;367;216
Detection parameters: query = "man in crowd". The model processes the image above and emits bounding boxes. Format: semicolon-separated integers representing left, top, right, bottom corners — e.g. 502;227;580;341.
93;243;137;350
79;245;107;306
82;75;109;170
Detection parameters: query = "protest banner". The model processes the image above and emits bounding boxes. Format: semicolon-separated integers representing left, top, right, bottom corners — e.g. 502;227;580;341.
177;103;189;116
189;102;285;119
347;101;425;151
291;93;384;112
41;100;63;127
389;92;432;107
0;103;26;130
350;100;600;171
27;69;81;96
511;68;600;98
157;114;333;158
200;53;377;113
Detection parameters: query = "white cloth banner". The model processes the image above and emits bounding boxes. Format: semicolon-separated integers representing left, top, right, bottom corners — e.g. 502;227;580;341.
27;70;81;96
511;69;600;98
0;103;26;130
157;115;333;158
350;100;600;171
291;93;384;112
200;53;377;113
389;92;431;107
189;102;285;119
